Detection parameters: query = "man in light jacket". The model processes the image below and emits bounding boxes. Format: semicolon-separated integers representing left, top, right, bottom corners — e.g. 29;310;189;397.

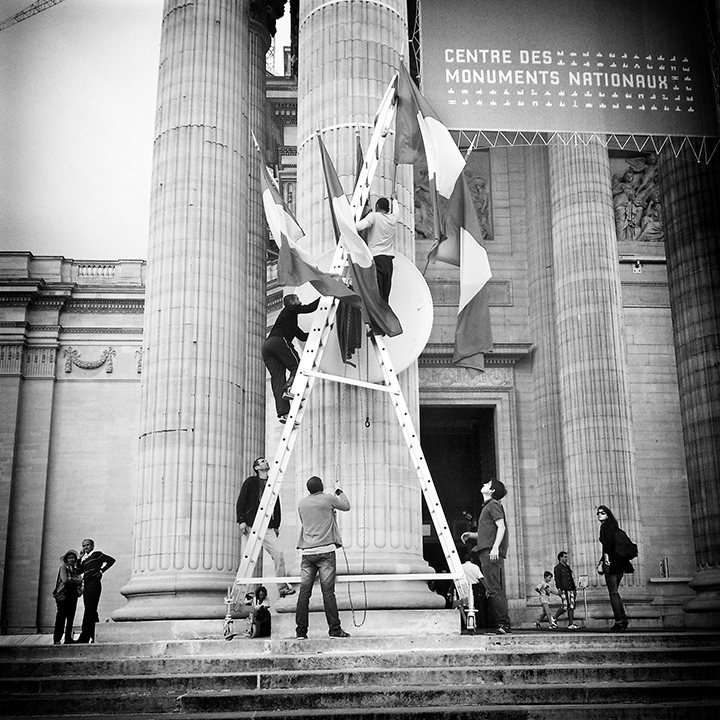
295;476;351;639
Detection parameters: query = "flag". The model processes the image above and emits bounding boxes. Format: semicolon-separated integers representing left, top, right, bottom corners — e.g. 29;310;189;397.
317;136;402;337
441;175;493;369
394;60;493;368
259;162;360;307
395;60;465;200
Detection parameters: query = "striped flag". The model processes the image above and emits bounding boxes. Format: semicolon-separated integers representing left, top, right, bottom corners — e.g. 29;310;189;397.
394;60;492;369
317;136;402;337
259;162;360;307
441;175;493;369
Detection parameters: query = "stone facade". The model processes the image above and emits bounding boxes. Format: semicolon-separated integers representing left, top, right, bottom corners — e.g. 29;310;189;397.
1;0;716;634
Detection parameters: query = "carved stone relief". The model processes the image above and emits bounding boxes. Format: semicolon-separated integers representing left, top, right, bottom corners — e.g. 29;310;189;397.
413;150;492;242
419;366;511;389
63;347;115;373
610;153;664;242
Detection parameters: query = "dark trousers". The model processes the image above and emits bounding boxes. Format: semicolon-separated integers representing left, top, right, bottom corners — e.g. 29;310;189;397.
295;552;341;636
478;550;510;629
374;255;394;303
53;595;78;643
605;571;626;622
79;580;101;642
262;335;300;417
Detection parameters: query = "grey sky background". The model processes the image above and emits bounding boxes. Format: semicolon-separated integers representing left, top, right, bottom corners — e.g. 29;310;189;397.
0;0;289;262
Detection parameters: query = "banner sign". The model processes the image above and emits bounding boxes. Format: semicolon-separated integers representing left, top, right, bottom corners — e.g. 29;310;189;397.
419;0;720;137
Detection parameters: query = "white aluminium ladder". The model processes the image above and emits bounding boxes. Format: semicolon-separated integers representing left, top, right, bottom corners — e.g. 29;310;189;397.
224;76;475;636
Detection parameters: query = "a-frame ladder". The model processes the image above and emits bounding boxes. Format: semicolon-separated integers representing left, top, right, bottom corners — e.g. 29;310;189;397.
225;76;475;636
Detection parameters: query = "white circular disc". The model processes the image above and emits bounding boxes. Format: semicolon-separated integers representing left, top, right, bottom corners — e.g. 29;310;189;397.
294;251;433;381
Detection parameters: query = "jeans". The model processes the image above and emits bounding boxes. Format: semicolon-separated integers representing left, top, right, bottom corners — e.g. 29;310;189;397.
478;550;510;628
295;552;341;635
243;529;288;585
605;571;626;622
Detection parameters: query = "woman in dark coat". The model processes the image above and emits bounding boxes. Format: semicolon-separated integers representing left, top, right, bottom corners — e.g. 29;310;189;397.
596;505;634;631
52;549;83;644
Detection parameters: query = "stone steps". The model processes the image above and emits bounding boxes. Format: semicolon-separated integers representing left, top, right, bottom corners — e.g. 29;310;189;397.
0;631;718;718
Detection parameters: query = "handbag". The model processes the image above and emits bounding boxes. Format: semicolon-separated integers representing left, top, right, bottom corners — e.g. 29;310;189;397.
52;571;65;602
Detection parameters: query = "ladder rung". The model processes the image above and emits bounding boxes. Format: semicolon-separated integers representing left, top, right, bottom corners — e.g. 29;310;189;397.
235;573;464;585
304;369;400;394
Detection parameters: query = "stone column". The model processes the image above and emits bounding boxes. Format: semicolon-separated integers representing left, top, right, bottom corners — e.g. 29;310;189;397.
115;0;264;620
548;138;643;591
523;146;569;551
659;148;720;617
292;0;442;608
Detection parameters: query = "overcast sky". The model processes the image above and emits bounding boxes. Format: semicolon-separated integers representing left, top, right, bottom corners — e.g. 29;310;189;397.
0;0;289;262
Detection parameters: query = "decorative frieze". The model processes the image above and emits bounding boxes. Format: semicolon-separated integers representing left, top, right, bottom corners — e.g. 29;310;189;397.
23;347;57;378
0;345;23;374
419;366;512;389
63;346;116;373
64;299;144;314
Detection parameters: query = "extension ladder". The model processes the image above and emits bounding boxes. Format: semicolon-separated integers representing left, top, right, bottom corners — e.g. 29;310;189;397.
224;75;475;637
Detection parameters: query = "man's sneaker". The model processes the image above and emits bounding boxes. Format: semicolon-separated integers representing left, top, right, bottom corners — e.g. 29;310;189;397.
534;622;542;629
494;626;507;635
279;415;300;427
549;620;558;629
329;629;350;638
567;623;580;630
295;634;307;640
282;390;294;400
279;586;296;598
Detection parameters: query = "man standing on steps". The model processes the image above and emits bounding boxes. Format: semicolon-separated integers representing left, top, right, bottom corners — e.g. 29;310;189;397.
295;476;351;639
76;538;115;643
237;457;295;599
461;479;511;635
262;294;320;424
553;550;579;630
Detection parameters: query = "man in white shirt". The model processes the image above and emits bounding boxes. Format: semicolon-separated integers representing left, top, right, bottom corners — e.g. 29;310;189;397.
356;197;397;303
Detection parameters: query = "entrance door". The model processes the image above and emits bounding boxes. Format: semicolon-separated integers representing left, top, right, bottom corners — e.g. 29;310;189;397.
419;405;496;573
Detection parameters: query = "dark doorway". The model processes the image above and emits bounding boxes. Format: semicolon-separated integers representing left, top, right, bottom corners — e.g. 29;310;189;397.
419;405;496;574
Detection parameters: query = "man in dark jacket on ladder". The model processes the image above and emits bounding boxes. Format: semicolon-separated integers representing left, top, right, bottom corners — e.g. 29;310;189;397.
262;294;319;424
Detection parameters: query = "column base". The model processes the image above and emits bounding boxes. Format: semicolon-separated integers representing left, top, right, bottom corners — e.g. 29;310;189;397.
684;567;720;617
112;573;236;621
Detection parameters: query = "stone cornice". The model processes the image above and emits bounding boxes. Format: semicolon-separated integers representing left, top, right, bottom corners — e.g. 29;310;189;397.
420;342;533;367
64;298;145;314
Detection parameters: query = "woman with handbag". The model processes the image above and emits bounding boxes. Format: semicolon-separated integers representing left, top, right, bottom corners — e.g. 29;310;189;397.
596;505;636;632
52;549;83;644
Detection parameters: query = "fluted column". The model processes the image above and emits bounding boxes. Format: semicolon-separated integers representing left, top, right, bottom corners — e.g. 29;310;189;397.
115;0;263;620
293;0;442;608
524;146;569;551
660;148;720;615
548;138;643;591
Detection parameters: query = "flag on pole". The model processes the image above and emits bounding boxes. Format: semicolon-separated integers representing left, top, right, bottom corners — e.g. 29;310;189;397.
259;161;360;307
317;135;402;337
394;60;493;368
441;175;493;369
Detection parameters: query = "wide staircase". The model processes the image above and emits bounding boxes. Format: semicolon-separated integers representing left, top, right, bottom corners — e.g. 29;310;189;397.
1;631;719;719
